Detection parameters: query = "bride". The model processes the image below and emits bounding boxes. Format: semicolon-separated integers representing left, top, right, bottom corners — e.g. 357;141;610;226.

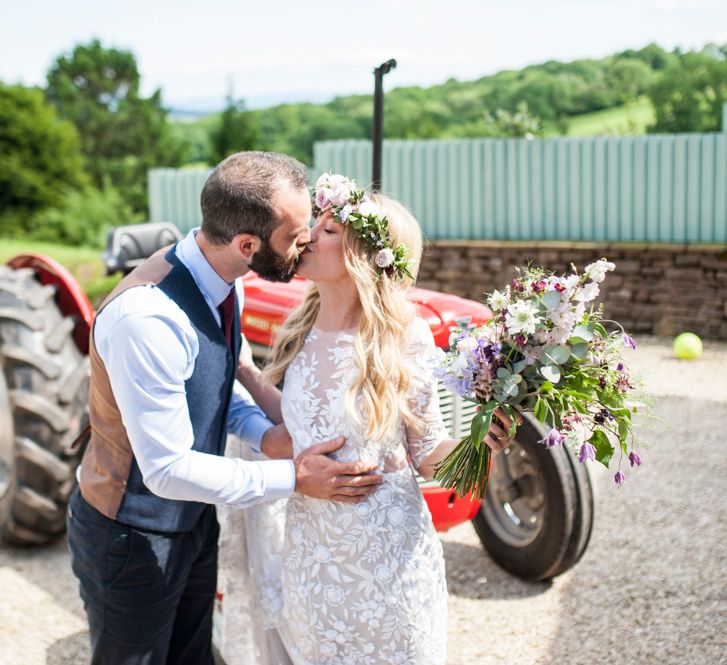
218;175;513;665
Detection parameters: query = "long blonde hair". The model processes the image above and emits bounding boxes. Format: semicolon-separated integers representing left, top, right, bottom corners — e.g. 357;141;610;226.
264;194;424;440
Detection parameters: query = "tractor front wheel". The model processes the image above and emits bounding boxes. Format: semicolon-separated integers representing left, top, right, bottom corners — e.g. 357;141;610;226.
0;265;89;544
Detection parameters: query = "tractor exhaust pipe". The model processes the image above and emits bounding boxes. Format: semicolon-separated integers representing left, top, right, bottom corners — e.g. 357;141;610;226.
372;58;397;192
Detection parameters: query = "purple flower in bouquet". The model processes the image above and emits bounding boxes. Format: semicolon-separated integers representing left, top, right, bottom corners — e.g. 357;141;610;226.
622;334;637;349
594;408;614;425
539;428;564;448
614;470;626;487
629;451;642;467
579;442;596;463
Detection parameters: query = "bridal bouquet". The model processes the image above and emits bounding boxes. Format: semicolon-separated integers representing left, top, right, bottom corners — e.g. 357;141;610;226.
433;259;643;500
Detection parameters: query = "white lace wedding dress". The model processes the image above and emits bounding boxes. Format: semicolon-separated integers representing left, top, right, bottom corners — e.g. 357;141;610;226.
218;318;449;665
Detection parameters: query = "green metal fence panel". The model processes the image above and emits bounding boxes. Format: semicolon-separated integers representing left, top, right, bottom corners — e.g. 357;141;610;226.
149;135;727;243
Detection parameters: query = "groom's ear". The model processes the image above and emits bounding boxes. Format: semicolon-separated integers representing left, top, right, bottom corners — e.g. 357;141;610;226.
235;234;262;261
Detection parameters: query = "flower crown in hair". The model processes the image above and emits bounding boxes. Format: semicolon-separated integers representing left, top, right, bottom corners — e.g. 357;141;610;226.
312;173;414;280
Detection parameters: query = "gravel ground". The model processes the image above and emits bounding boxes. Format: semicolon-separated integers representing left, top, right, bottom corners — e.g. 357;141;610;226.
1;336;725;665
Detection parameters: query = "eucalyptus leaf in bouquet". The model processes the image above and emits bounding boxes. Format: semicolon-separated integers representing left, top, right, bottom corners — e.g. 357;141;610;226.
433;259;644;500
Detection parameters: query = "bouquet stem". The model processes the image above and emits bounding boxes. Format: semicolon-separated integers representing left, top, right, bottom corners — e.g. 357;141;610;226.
433;436;492;501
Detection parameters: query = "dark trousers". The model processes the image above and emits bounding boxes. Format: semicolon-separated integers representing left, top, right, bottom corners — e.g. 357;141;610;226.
67;488;219;665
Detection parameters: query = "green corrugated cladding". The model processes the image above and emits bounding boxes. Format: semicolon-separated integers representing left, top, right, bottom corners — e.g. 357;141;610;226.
149;134;726;243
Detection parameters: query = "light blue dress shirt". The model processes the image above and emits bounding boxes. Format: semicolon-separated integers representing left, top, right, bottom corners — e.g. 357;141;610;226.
90;228;295;508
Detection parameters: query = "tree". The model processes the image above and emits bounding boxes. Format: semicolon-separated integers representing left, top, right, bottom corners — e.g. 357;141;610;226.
606;58;654;104
0;83;86;236
209;95;260;164
648;51;727;133
45;39;184;213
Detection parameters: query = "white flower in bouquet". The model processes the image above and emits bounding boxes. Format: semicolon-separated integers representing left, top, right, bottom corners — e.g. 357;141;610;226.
575;282;600;303
584;259;616;283
487;289;509;312
456;336;479;353
505;299;541;336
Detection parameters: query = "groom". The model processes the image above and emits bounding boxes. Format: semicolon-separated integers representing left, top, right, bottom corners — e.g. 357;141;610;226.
67;151;382;665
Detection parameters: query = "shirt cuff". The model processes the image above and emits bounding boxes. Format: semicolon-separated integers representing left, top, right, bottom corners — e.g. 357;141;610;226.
257;459;296;500
237;413;274;454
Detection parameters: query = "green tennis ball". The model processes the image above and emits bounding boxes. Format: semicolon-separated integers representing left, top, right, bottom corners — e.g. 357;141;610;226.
673;332;703;360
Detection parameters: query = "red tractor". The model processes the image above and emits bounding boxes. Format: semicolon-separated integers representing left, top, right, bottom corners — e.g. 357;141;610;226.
0;230;592;581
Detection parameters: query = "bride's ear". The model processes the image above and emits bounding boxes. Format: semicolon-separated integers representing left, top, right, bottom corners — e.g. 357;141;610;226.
236;234;262;261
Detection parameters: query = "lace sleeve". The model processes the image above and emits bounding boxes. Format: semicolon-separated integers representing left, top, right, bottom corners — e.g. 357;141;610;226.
404;318;450;468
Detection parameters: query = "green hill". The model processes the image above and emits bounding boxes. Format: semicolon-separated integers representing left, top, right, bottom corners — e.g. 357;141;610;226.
171;43;680;164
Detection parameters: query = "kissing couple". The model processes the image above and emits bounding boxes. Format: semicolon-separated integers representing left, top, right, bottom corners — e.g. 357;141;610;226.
68;151;513;665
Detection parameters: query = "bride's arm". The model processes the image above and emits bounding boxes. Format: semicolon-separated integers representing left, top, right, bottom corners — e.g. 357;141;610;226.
236;337;283;423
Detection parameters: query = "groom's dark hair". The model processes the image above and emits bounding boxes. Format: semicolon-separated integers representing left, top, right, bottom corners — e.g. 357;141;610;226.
200;151;309;245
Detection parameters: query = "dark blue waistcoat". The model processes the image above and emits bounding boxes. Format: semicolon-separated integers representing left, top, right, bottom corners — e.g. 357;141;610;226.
115;247;241;532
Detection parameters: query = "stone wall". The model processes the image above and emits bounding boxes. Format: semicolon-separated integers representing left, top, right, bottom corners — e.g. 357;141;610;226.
416;241;727;340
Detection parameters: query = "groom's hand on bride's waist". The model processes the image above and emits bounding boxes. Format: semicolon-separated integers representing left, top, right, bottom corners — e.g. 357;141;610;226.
294;437;383;503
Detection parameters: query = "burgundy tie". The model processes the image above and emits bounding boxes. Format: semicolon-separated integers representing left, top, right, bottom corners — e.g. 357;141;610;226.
218;289;236;350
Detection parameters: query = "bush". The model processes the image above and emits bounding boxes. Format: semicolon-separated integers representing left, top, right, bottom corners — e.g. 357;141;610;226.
30;182;142;248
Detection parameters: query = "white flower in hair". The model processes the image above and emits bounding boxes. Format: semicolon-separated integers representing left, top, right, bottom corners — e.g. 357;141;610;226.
375;248;395;268
339;204;353;222
358;200;380;217
330;183;354;206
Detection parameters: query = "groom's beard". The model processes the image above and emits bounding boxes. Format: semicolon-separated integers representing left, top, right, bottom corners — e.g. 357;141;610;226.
249;238;299;283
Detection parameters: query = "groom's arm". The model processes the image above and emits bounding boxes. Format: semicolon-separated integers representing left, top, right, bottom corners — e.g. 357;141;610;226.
94;292;295;507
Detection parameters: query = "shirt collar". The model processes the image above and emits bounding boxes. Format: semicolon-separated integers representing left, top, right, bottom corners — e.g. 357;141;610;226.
175;228;233;308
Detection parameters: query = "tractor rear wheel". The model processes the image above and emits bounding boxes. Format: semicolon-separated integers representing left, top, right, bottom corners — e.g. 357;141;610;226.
0;265;89;544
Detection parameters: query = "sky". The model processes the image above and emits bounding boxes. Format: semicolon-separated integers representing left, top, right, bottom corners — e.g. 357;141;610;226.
2;0;726;111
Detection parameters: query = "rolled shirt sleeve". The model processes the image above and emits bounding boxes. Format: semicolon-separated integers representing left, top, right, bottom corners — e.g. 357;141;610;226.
94;286;295;508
